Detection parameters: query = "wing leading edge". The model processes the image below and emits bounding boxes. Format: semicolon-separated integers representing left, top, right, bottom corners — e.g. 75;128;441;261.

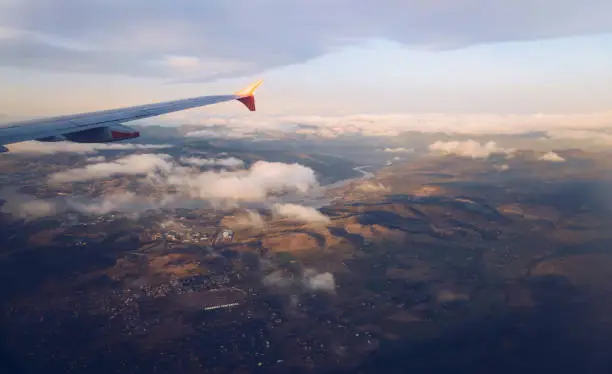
0;79;264;152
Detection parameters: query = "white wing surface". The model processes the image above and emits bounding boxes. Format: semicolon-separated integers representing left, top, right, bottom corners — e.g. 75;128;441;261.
0;79;263;153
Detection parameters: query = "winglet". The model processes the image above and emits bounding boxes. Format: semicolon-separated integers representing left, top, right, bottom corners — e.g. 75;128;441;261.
235;79;263;112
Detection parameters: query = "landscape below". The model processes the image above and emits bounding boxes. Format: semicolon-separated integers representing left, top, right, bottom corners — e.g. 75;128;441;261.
2;144;612;374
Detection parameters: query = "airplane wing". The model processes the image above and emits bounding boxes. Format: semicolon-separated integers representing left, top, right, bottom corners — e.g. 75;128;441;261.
0;79;263;153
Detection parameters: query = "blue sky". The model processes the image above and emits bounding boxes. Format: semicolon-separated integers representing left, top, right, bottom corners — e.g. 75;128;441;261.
1;1;612;118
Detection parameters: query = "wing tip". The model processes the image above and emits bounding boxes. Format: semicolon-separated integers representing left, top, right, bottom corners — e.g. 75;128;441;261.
237;96;256;111
235;79;263;97
235;79;263;111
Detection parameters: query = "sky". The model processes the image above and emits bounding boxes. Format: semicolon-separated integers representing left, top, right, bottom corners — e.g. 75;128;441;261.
1;0;612;119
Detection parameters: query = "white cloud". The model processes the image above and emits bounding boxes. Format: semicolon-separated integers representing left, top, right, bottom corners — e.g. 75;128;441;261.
47;153;320;208
271;203;331;224
179;156;244;168
170;111;612;140
302;269;336;294
263;268;336;294
6;141;172;154
167;161;319;203
229;210;265;229
184;129;220;138
3;152;324;218
49;153;174;183
85;155;106;163
429;140;514;158
383;147;413;153
0;186;163;219
262;270;295;289
546;129;612;146
185;128;253;139
539;151;566;162
68;192;139;215
0;187;60;219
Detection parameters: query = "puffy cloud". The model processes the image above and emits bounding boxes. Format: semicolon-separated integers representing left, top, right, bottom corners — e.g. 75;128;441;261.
546;129;612;146
48;153;174;183
18;199;57;218
66;192;181;216
539;151;566;162
429;140;514;158
0;187;162;220
262;270;295;289
2;1;611;78
263;268;336;294
47;153;320;207
85;155;106;163
383;147;414;153
302;269;336;294
173;111;612;140
67;192;140;215
228;210;265;229
167;161;318;203
179;156;244;168
0;187;61;219
3;152;323;218
185;128;253;139
271;203;331;224
5;141;172;154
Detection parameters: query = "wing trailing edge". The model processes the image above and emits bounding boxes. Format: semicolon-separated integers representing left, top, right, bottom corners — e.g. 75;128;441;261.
0;79;265;150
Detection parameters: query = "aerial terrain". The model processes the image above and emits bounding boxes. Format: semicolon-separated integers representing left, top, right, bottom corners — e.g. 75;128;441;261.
3;1;612;372
2;125;612;373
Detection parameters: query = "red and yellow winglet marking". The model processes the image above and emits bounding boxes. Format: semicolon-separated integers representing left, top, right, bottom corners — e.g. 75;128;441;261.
235;79;263;112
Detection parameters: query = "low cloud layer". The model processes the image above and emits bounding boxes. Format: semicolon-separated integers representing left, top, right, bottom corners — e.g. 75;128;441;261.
185;129;254;139
85;155;106;163
3;152;323;220
383;147;413;153
0;188;169;219
168;160;318;203
0;188;59;220
494;164;510;171
42;153;321;214
263;268;336;294
302;269;336;294
272;203;331;224
67;192;152;215
6;141;172;155
170;111;612;142
228;210;266;229
539;151;566;162
49;153;174;183
429;140;514;159
179;156;244;168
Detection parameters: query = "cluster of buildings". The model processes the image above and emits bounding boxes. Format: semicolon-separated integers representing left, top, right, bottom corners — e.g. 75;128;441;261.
59;212;117;228
149;228;235;245
151;230;211;243
217;229;235;243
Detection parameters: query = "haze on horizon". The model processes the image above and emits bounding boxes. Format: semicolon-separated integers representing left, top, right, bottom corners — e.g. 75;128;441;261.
2;0;612;124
